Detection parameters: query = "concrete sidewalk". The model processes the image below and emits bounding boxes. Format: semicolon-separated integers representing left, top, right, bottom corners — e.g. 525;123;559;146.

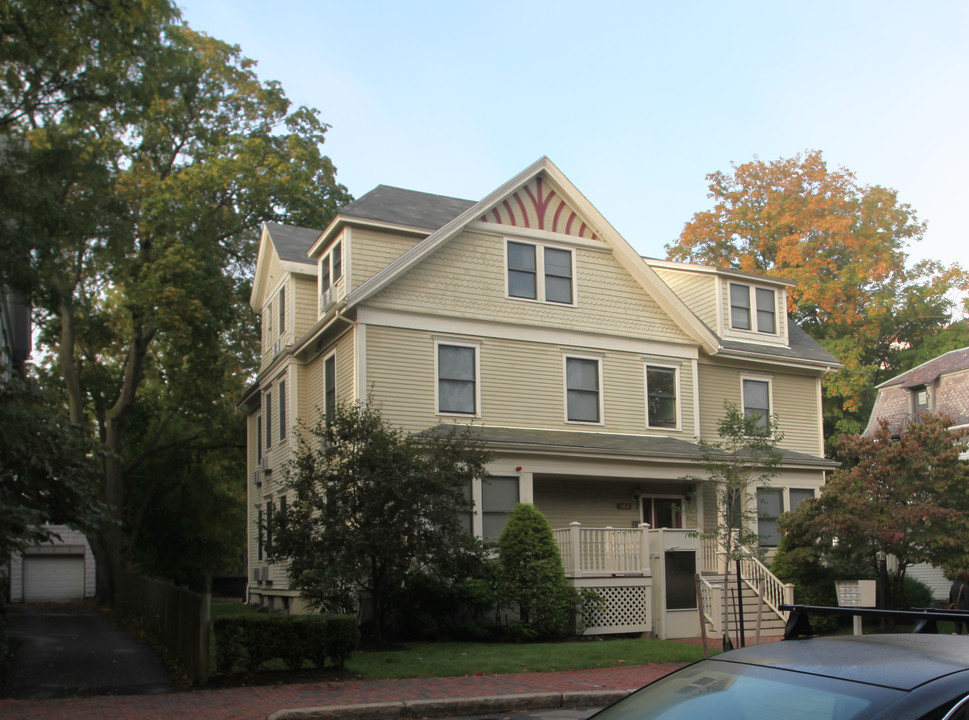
0;662;685;720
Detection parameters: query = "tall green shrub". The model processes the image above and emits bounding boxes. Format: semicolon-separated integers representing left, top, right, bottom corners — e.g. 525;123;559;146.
497;503;578;640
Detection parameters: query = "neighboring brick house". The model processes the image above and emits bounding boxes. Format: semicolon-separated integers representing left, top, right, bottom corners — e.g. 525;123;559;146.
864;347;969;600
241;157;841;638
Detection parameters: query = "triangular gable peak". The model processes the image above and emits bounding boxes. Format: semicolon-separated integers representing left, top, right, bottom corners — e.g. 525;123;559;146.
478;176;598;241
346;157;719;354
250;223;321;310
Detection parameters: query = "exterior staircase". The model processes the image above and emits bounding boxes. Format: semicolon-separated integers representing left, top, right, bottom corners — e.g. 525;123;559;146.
700;574;788;642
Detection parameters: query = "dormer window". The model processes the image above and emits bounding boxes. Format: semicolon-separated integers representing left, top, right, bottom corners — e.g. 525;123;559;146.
912;386;931;414
730;283;776;334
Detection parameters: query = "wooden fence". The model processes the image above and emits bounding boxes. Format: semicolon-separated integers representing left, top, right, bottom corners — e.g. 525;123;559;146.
116;570;210;685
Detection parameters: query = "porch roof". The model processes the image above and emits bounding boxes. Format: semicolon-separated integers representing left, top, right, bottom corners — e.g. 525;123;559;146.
420;425;837;468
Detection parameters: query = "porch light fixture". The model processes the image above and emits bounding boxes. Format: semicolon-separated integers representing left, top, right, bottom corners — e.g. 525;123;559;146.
632;486;642;500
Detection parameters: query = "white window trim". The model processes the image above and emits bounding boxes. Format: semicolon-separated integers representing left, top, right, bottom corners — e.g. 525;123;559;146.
323;350;337;423
434;337;482;418
757;487;817;545
505;238;577;306
563;352;604;425
722;279;787;345
639;493;687;529
643;361;681;431
740;373;774;437
276;371;289;445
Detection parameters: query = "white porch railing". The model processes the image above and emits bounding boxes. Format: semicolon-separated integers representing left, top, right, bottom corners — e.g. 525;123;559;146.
698;575;723;637
736;544;794;617
552;522;651;578
701;536;794;621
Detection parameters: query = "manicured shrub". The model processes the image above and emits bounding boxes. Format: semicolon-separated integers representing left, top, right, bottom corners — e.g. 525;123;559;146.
212;613;358;674
497;503;579;640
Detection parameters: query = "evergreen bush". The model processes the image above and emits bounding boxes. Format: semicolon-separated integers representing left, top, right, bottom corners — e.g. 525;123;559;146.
496;503;579;640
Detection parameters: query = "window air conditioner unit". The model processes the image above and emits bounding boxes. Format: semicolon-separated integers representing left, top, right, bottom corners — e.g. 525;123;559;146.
319;287;334;314
251;568;260;582
259;456;269;472
261;567;270;582
272;338;282;357
251;470;261;486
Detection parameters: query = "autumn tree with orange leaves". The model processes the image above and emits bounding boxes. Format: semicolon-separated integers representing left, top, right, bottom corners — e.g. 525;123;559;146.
668;151;969;442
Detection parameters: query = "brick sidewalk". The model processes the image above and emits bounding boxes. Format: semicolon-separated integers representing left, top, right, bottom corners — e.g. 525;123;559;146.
0;663;685;720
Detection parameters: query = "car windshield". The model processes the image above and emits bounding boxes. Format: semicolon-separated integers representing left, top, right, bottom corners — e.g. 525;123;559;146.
592;659;906;720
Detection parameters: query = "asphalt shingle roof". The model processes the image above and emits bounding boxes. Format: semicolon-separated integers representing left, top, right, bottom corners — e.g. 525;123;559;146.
341;185;476;231
879;346;969;389
263;223;322;265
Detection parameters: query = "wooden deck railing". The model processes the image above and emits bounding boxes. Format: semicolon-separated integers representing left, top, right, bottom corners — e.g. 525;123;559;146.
553;522;651;577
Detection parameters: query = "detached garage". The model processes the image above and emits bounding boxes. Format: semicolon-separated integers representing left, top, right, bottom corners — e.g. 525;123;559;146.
8;526;97;603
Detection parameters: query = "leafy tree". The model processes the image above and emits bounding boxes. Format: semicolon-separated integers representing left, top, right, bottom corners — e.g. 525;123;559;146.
780;413;969;608
0;374;105;558
269;402;492;645
4;5;352;597
496;503;579;640
681;402;784;646
667;150;969;442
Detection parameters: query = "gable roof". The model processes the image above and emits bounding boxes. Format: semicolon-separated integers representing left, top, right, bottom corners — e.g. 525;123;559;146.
878;346;969;389
342;156;722;355
263;223;321;265
250;222;322;309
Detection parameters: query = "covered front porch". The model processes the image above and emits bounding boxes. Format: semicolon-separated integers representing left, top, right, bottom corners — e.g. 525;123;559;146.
551;521;793;640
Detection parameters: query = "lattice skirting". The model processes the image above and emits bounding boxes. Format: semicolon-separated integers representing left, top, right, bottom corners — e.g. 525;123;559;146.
572;578;652;635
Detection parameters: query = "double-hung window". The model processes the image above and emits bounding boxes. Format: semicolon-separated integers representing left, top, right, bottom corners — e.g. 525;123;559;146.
757;487;783;546
324;353;337;425
278;286;286;336
482;477;519;542
742;377;771;435
278;379;287;442
507;241;574;304
332;241;342;281
565;355;601;423
256;415;262;461
730;283;777;334
265;391;272;449
436;341;478;416
645;364;678;429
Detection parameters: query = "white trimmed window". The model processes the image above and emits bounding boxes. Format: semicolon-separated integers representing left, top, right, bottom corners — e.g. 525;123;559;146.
265;391;272;449
758;487;816;547
742;377;772;435
278;378;287;442
481;476;519;542
436;340;480;416
565;354;602;423
507;240;574;305
324;353;337;424
730;283;777;334
645;364;679;429
278;286;286;335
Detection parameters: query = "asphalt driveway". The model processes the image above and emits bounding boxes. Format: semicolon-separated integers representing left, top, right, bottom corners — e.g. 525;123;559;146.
1;603;176;699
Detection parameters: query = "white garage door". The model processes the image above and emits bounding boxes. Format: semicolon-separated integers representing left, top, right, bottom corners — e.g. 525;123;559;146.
23;555;85;602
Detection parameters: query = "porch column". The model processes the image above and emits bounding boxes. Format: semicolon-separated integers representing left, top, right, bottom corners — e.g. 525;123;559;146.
638;522;650;574
568;522;582;578
518;472;533;504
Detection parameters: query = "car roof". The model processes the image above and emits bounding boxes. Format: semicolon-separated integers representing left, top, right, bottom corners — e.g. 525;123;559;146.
714;634;969;691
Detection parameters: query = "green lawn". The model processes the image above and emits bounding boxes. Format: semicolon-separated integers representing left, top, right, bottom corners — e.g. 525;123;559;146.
208;602;708;680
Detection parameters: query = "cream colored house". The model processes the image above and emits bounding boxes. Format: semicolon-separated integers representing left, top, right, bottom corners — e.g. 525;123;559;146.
240;157;840;639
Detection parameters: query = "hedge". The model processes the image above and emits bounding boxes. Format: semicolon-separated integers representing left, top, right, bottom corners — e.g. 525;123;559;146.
213;614;359;674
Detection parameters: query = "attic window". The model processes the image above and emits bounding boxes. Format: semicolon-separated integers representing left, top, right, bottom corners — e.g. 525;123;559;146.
912;386;931;414
507;240;574;305
730;283;776;334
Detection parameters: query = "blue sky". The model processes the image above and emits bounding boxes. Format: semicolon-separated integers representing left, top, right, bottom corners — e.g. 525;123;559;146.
178;1;966;269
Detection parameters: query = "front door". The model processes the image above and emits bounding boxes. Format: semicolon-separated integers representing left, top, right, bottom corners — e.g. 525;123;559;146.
643;497;683;529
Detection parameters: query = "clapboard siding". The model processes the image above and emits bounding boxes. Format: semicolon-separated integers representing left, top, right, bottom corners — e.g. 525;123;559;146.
653;268;718;330
364;324;697;436
351;227;424;289
367;230;694;344
697;360;822;456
